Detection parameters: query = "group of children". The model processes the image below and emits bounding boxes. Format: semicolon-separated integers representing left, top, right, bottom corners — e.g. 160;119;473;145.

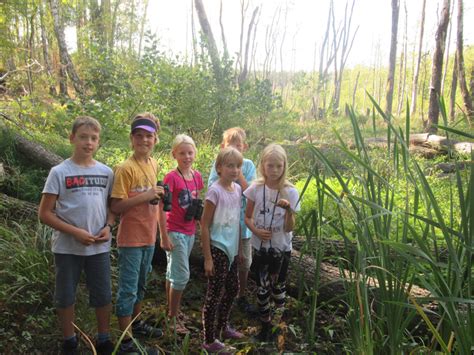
38;114;300;354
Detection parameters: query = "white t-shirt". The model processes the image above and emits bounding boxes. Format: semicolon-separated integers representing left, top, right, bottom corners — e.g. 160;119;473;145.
244;183;300;252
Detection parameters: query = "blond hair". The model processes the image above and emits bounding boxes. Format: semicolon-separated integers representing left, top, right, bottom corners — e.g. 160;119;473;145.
171;134;197;155
222;127;247;146
72;116;101;134
257;144;292;190
215;146;243;175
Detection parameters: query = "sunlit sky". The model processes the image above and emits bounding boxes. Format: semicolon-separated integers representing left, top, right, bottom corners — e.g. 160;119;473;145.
146;0;474;71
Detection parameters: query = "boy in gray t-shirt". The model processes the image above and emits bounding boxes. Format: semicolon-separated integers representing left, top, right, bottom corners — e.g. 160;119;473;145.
39;116;115;355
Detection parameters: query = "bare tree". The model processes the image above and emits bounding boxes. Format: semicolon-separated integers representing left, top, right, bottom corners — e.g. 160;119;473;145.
219;0;229;58
410;0;427;116
39;0;56;95
138;0;149;58
455;0;473;121
238;6;259;84
441;0;455;93
49;0;84;96
385;0;400;117
427;0;450;133
396;1;407;116
449;52;458;121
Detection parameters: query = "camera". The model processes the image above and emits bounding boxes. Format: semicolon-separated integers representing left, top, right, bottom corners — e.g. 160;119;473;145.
267;246;283;274
150;181;172;212
184;198;204;221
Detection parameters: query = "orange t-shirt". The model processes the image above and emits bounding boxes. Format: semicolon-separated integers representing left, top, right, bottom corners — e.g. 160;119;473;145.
112;156;159;247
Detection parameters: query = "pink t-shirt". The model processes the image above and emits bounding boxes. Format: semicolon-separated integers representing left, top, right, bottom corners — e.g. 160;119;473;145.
164;169;204;236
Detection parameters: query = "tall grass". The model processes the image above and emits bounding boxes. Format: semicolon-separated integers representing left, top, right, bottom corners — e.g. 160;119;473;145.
298;98;472;353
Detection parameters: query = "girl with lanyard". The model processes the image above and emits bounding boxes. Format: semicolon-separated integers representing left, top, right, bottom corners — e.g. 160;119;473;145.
158;134;204;335
244;144;300;342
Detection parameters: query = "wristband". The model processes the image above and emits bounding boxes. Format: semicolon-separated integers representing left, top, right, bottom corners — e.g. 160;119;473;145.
104;223;114;230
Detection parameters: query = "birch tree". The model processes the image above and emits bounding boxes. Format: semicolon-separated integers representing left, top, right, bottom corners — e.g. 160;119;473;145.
385;0;400;117
410;0;426;116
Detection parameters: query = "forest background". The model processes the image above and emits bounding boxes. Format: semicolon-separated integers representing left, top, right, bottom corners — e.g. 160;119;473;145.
1;0;474;353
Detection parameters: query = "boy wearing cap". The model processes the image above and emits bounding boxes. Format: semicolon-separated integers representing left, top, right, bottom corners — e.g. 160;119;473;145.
111;113;163;354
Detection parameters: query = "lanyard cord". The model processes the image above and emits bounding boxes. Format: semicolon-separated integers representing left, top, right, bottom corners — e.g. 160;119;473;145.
176;167;199;201
263;185;280;231
132;155;157;187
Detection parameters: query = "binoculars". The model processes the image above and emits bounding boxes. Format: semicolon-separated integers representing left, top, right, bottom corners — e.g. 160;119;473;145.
184;198;204;221
150;181;172;211
254;243;283;274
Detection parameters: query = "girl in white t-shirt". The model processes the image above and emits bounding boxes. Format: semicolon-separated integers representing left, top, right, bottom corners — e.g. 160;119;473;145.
244;143;300;342
201;147;244;353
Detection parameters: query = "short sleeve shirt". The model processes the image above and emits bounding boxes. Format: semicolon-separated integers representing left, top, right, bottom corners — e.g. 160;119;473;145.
208;158;256;239
111;156;159;247
42;159;114;256
164;169;204;236
206;181;242;264
244;183;300;252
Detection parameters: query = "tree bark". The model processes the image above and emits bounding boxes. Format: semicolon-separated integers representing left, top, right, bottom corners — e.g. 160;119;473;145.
385;0;400;117
449;53;458;121
49;0;85;96
218;0;229;59
427;0;450;133
455;0;474;121
238;6;259;85
39;0;56;96
410;0;426;116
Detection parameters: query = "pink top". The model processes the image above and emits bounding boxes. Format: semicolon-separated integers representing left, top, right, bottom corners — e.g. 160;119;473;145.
164;169;204;236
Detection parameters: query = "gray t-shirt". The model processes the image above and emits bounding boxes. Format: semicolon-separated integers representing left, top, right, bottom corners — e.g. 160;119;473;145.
42;158;114;256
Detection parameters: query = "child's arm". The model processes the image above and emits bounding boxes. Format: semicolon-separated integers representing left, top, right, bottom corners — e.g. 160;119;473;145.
38;193;96;245
110;185;164;215
244;199;272;241
95;204;116;243
236;171;249;191
277;199;296;233
201;200;216;277
158;204;173;251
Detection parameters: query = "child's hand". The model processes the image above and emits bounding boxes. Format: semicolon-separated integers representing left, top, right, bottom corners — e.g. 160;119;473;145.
276;198;291;211
74;230;96;245
94;226;111;243
160;238;173;251
255;228;272;241
145;185;165;202
204;259;214;277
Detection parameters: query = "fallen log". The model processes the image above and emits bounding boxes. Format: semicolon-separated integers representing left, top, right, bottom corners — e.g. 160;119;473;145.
0;193;39;223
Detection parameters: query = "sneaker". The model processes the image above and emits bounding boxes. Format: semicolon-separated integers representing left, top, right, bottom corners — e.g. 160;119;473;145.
221;326;244;340
132;320;163;338
96;339;114;355
256;321;275;342
202;339;226;353
117;339;158;355
236;296;258;316
61;338;78;355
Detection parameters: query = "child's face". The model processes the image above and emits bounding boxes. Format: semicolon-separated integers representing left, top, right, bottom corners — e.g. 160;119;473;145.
69;125;100;159
263;156;284;183
224;138;246;153
217;159;241;183
173;143;196;170
130;128;157;156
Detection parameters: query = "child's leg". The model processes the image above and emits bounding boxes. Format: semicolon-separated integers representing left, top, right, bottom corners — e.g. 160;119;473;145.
202;246;229;344
166;232;194;317
272;251;291;309
54;253;83;338
84;252;112;335
256;264;272;323
238;238;252;298
216;258;239;331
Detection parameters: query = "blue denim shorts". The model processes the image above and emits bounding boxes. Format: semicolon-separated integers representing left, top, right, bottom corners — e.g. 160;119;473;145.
166;232;195;291
54;252;111;308
115;246;155;317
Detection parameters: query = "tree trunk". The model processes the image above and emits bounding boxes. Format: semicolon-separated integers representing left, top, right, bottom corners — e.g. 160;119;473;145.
238;6;259;85
385;0;400;117
396;2;408;116
109;0;122;51
194;0;222;83
455;0;474;121
218;0;229;59
441;0;455;94
137;0;149;58
49;0;85;96
427;0;450;133
449;53;458;121
39;0;56;96
410;0;426;116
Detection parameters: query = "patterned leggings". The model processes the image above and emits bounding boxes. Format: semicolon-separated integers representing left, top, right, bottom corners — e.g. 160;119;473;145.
202;246;239;343
256;250;291;321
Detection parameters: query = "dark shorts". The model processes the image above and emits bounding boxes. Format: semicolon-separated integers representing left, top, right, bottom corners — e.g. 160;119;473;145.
54;252;111;308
